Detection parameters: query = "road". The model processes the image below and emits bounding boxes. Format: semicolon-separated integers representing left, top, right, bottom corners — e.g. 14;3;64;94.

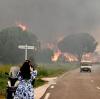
41;65;100;99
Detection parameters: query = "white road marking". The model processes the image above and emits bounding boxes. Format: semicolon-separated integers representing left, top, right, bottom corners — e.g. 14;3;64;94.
51;86;54;88
44;93;51;99
96;86;100;90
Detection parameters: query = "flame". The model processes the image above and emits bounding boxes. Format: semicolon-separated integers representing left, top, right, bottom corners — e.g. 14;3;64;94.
51;49;62;62
51;50;78;62
17;23;27;31
63;53;78;62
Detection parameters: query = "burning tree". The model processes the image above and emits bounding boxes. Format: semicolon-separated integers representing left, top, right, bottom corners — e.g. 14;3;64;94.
0;26;39;64
51;49;61;62
17;23;27;31
58;33;97;62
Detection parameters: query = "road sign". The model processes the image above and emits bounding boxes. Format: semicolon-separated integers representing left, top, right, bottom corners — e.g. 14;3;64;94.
18;45;26;49
18;44;35;60
18;45;34;49
27;46;34;49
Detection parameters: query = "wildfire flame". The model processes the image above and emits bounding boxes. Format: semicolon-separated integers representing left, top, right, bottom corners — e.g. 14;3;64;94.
17;23;27;31
63;53;78;62
51;50;78;62
51;49;62;62
51;35;79;62
48;35;98;63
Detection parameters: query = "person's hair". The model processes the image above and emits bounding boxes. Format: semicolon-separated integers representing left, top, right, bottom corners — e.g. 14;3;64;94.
20;60;31;79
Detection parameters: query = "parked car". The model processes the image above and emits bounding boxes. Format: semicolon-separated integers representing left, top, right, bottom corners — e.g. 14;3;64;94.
80;61;92;72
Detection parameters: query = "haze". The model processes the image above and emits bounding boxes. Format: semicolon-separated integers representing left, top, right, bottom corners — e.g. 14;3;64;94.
0;0;100;48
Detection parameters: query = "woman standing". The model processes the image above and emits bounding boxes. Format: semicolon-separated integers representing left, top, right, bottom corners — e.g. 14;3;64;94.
14;60;37;99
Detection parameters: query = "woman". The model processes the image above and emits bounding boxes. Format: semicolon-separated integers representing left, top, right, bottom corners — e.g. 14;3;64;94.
14;60;37;99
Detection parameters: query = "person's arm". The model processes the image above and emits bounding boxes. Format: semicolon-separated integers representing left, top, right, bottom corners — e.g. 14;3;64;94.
17;71;22;81
31;70;37;79
30;70;37;86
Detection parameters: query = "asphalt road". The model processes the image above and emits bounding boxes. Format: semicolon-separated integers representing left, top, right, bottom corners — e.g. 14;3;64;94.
41;64;100;99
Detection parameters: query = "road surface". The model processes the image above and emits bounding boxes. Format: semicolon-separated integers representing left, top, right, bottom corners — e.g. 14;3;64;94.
41;65;100;99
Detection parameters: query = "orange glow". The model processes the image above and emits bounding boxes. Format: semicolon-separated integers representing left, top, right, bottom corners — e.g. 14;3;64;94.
51;50;78;62
63;53;78;62
51;50;61;62
17;23;27;31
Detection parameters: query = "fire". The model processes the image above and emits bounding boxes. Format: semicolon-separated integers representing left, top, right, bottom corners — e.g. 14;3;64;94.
63;53;78;62
51;50;78;62
51;49;62;62
17;23;27;31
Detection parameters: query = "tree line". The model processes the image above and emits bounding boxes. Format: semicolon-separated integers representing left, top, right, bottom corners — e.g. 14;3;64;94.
0;26;97;64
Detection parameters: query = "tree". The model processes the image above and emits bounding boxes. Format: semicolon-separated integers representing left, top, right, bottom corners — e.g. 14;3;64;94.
36;48;53;63
58;33;97;62
0;27;39;64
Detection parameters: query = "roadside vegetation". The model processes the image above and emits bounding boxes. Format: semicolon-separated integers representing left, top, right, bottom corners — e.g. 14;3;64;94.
0;63;79;96
37;63;78;77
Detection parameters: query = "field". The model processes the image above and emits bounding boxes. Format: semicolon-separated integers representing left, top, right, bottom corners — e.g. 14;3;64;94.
37;63;78;77
0;63;79;97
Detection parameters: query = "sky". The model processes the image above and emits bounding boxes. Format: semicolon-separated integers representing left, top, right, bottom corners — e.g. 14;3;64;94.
0;0;100;49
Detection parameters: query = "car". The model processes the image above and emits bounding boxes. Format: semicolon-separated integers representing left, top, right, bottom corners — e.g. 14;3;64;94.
80;61;92;72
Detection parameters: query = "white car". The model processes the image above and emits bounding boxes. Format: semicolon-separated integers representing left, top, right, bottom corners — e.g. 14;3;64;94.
80;62;92;72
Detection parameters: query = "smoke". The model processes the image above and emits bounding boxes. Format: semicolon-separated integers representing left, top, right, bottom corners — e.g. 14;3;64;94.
0;0;100;47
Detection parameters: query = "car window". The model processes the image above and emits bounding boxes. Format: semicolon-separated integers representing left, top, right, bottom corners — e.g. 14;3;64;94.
81;62;92;66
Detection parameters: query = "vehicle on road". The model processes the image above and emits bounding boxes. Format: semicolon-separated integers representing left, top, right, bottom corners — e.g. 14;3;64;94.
80;61;92;72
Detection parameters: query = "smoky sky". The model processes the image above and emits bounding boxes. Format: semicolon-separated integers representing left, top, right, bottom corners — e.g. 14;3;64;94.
0;0;100;46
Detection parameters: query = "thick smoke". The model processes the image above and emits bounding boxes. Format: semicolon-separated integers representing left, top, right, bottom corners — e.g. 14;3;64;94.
0;0;100;47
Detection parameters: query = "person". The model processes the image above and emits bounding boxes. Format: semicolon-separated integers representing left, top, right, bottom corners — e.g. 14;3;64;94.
8;66;20;87
6;66;20;99
14;60;37;99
